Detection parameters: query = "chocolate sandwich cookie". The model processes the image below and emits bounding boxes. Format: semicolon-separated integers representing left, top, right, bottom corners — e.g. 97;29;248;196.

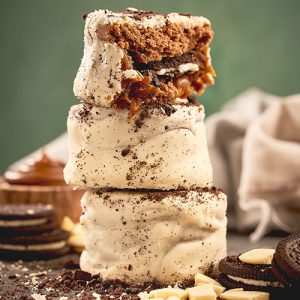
0;228;70;260
0;204;56;236
271;234;300;289
218;255;284;294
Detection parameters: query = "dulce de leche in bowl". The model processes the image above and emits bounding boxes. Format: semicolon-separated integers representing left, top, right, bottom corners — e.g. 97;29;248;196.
0;150;84;223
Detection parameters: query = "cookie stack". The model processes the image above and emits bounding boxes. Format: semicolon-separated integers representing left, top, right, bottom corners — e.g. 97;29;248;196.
0;204;70;260
218;238;300;298
64;8;227;284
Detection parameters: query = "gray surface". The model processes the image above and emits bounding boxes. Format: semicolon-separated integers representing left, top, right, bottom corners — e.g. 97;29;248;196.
227;232;281;255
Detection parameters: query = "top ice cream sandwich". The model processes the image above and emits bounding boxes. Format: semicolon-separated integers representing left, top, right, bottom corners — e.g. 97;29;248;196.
74;8;215;114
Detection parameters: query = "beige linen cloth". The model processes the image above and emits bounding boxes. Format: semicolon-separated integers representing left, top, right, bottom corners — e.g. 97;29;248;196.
8;88;300;241
206;88;300;241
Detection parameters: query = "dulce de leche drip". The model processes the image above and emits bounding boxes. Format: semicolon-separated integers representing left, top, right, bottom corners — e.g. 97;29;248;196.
4;150;66;186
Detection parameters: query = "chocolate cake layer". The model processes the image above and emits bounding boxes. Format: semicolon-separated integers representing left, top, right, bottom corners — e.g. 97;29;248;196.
74;8;215;113
108;8;213;63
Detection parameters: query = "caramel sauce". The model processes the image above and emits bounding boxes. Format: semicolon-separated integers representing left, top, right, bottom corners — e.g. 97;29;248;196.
112;69;214;118
4;150;66;186
113;44;215;118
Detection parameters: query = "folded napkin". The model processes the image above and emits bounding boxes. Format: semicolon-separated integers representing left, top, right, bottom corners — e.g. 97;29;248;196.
206;88;300;241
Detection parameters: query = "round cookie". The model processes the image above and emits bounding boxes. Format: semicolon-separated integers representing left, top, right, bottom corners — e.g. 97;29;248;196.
271;234;300;288
218;255;283;293
0;229;70;261
0;219;57;237
0;228;69;245
0;204;56;236
0;204;54;220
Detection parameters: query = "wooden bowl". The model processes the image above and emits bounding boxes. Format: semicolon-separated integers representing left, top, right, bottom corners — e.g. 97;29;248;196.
0;177;84;223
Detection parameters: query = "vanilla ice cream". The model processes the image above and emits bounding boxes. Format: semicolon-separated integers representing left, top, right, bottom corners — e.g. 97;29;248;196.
80;188;227;283
64;102;212;190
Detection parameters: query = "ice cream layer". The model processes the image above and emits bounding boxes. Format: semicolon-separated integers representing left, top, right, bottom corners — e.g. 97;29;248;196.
64;102;212;190
74;8;214;112
80;188;227;283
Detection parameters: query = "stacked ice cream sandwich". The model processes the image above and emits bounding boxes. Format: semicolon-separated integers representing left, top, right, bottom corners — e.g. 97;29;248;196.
64;8;227;284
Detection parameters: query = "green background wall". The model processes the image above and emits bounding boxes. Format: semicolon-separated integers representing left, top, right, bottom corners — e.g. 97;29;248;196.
1;0;300;172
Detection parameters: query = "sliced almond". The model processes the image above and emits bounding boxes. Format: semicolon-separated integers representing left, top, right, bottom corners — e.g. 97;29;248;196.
220;289;269;300
68;233;84;248
239;249;275;265
149;288;188;300
187;284;216;300
61;216;75;232
196;283;225;296
195;273;222;287
195;273;225;295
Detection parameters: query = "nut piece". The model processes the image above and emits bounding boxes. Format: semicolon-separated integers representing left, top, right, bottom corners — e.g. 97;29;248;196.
239;249;275;265
187;284;217;300
195;274;225;295
68;223;84;247
149;288;188;300
61;216;75;232
220;289;269;300
61;216;84;253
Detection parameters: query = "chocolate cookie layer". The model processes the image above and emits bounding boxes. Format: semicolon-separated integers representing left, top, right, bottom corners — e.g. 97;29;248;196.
0;226;70;261
0;228;69;245
0;204;57;236
271;234;300;288
219;255;276;281
0;204;54;220
0;219;57;237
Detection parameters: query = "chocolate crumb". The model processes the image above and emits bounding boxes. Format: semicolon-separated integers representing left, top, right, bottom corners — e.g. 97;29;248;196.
82;12;88;20
121;148;131;156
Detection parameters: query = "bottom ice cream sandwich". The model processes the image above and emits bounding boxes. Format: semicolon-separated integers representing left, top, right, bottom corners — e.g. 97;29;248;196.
80;187;227;283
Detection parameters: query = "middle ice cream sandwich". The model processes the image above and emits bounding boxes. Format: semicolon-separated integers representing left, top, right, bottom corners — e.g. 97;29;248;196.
64;102;212;190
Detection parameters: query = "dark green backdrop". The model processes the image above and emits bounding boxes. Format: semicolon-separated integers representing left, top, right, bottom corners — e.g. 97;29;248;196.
1;0;300;172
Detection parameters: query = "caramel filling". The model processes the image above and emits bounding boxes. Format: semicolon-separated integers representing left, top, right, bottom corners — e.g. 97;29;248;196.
112;46;215;118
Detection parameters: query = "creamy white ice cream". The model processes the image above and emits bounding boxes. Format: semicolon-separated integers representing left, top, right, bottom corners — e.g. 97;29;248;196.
64;103;212;190
80;188;227;283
